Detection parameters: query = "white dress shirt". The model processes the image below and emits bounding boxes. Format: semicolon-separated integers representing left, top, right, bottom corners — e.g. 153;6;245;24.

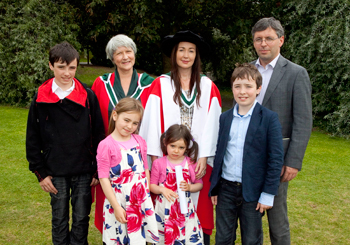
52;79;75;99
255;54;280;104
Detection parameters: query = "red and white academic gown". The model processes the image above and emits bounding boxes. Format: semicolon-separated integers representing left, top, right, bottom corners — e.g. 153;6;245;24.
139;74;222;235
92;71;154;233
92;72;154;134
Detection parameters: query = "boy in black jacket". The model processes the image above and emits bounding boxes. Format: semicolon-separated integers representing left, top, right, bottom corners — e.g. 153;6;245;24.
26;42;105;245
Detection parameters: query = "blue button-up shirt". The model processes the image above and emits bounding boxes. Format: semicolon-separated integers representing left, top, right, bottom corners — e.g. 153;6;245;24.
221;101;274;206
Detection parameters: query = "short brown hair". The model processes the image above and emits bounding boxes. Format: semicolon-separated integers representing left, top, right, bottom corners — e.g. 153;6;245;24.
107;98;144;135
231;63;262;89
251;17;285;39
49;41;79;66
160;124;198;164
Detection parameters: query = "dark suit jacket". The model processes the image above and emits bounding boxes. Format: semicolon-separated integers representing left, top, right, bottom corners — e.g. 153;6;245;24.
209;103;284;202
256;55;312;170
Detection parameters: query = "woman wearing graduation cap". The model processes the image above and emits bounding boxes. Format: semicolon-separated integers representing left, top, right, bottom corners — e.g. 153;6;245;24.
140;30;222;245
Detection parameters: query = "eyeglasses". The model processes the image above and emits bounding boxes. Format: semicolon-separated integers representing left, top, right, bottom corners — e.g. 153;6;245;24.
254;37;279;44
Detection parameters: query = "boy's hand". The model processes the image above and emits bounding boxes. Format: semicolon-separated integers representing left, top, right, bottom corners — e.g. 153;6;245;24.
39;176;58;194
179;180;191;192
256;202;272;213
160;187;178;203
90;177;99;186
114;206;128;224
211;196;217;205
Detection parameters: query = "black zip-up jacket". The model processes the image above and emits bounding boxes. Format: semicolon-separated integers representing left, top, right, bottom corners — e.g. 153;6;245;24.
26;78;105;182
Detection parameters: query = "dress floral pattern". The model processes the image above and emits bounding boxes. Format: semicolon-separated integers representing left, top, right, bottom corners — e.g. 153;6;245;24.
154;160;203;245
103;145;159;245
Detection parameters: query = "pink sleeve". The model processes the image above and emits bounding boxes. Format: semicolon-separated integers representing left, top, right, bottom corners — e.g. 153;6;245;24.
134;134;149;170
150;159;160;184
97;137;121;178
150;157;167;185
189;160;203;184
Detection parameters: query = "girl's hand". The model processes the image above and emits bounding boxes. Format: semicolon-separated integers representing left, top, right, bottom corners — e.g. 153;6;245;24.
195;157;207;179
180;180;191;192
114;205;128;224
161;187;178;203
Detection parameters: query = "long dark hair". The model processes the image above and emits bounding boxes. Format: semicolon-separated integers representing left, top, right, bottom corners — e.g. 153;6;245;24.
160;124;199;164
170;43;202;107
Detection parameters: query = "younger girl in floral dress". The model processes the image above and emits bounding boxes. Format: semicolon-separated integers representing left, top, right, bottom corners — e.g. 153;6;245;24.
150;124;203;245
97;98;159;245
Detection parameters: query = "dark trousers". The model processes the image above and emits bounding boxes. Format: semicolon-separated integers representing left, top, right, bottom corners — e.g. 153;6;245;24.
50;173;92;245
215;178;263;245
267;181;290;245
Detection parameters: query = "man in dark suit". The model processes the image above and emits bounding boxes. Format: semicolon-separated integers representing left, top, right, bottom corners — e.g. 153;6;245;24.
251;17;313;245
209;63;284;244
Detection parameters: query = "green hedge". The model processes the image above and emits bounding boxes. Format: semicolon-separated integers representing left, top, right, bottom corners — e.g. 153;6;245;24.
0;0;80;106
282;0;350;138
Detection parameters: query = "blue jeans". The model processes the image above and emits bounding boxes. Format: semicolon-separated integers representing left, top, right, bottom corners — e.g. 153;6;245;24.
215;178;263;245
50;173;92;245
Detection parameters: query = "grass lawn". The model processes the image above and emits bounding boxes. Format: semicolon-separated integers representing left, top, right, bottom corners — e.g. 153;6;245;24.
2;66;349;244
76;65;114;88
0;105;349;244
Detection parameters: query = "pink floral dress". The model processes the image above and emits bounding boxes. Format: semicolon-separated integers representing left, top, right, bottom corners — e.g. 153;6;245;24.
103;145;159;245
154;159;203;245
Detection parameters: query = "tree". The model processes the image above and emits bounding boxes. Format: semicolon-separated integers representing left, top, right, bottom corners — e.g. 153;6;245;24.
281;0;350;137
199;0;283;84
70;0;282;81
0;0;80;106
68;0;165;73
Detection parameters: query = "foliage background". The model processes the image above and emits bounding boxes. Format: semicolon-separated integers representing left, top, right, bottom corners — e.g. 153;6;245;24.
280;0;350;138
0;0;80;106
1;0;349;137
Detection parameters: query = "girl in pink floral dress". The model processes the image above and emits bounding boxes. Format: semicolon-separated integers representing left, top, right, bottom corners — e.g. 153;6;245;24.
150;124;203;245
97;98;159;245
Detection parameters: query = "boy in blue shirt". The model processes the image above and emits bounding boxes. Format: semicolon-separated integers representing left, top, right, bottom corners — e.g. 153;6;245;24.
209;63;284;244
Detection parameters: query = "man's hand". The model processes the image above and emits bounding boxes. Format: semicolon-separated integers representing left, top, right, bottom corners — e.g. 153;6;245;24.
281;166;298;182
39;176;58;194
90;177;99;186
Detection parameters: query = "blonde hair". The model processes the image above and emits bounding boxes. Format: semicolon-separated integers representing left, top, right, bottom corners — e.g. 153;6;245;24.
107;98;144;135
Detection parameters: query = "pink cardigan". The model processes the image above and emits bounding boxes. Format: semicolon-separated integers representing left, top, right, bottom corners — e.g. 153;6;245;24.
150;156;203;185
97;134;148;178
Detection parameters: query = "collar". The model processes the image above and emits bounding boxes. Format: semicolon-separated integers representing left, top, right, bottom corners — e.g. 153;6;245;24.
113;68;138;100
36;78;87;107
255;53;280;69
52;79;75;94
163;72;205;108
233;100;258;118
100;69;153;90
